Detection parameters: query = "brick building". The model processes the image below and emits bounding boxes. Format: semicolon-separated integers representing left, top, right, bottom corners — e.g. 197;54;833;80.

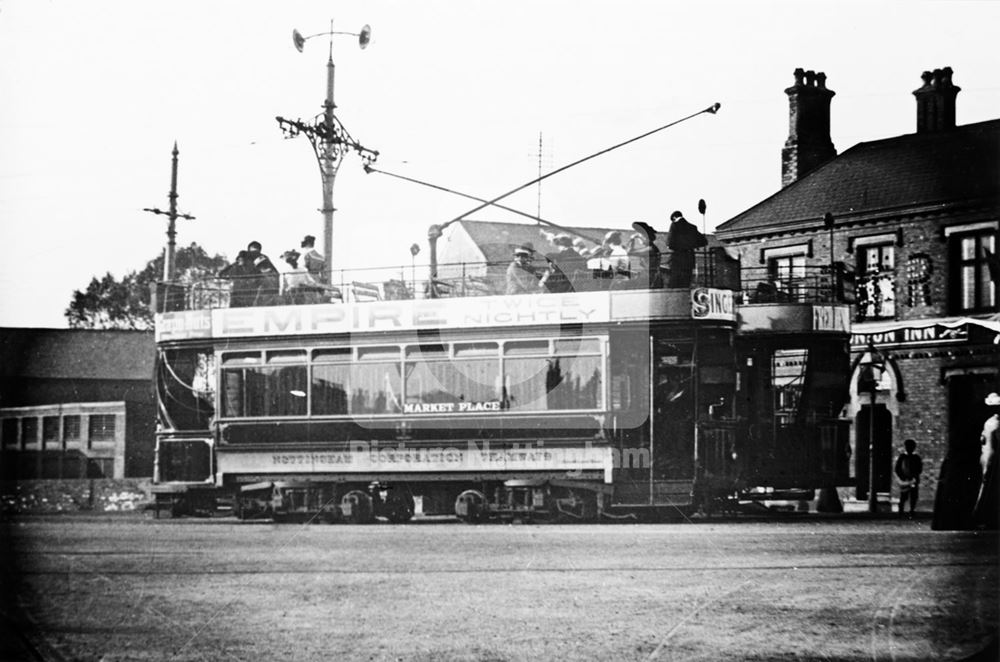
0;328;156;480
715;67;999;509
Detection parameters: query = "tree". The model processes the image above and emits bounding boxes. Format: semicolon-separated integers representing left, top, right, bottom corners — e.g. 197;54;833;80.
65;243;228;329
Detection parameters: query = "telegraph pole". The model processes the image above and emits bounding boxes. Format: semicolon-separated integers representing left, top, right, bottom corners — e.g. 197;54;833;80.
277;22;378;282
144;142;195;281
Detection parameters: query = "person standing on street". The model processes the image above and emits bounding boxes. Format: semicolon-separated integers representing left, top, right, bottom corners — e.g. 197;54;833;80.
973;392;1000;529
894;438;923;516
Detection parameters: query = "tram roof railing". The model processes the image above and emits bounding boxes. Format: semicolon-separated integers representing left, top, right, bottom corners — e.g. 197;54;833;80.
151;250;852;314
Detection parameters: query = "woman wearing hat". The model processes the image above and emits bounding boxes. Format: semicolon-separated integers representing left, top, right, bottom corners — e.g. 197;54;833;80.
540;235;585;293
506;243;540;295
629;221;663;289
300;235;326;281
219;250;258;308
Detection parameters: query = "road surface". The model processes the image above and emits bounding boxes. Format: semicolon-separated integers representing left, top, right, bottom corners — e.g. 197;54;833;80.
2;514;997;661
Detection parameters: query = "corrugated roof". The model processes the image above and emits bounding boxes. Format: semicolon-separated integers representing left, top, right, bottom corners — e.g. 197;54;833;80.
0;328;155;380
716;119;1000;237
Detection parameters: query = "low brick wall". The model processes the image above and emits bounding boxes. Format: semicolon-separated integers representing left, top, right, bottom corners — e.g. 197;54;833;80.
1;478;152;514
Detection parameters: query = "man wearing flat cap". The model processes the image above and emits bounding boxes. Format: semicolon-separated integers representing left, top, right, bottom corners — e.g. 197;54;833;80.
506;243;540;295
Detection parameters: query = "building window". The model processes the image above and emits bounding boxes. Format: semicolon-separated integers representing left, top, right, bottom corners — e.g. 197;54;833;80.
764;254;807;301
951;231;997;313
2;418;18;449
88;414;117;443
856;244;895;321
63;415;82;443
43;416;61;446
22;417;39;448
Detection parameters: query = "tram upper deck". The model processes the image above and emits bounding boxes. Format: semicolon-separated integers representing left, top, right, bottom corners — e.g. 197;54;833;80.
152;249;853;341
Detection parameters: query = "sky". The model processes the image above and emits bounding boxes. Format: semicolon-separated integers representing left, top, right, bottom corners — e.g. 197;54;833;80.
1;0;998;328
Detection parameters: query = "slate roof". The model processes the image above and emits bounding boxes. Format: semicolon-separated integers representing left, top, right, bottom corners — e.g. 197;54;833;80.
0;328;155;381
716;119;1000;238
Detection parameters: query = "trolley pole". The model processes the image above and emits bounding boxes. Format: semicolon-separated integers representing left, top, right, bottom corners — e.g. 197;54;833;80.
143;141;195;282
278;21;378;283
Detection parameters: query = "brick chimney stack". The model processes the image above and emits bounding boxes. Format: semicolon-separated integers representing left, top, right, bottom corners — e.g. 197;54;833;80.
781;68;836;188
913;67;960;133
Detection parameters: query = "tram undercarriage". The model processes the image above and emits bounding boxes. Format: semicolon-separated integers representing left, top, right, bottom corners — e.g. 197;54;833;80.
206;474;800;524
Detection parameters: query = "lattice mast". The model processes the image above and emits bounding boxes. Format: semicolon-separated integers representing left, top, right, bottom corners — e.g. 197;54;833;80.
276;21;378;281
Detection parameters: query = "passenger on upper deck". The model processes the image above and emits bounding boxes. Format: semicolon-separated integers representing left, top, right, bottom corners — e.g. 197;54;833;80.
540;234;586;293
588;231;630;283
246;241;281;305
506;243;541;295
666;210;707;288
219;250;257;307
280;250;327;304
629;221;663;289
300;235;326;282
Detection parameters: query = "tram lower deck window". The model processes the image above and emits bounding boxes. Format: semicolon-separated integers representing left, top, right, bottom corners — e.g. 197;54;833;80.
503;355;602;411
312;363;402;415
222;365;308;417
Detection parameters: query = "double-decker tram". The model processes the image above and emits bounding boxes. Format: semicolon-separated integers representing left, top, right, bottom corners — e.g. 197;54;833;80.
152;254;853;522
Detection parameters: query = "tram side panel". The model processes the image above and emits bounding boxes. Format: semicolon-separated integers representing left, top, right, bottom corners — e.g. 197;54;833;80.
206;331;619;521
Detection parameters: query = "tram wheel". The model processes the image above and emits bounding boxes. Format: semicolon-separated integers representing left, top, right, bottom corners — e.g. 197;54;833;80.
341;490;375;524
454;489;488;523
382;492;415;523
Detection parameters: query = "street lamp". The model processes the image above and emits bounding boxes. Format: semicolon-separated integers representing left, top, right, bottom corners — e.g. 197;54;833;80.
858;343;886;513
277;20;378;284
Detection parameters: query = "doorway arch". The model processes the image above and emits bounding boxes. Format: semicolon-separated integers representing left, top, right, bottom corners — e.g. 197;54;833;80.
846;350;902;500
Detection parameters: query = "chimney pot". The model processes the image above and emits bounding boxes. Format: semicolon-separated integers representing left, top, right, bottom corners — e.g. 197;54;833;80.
782;68;836;188
914;66;960;133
